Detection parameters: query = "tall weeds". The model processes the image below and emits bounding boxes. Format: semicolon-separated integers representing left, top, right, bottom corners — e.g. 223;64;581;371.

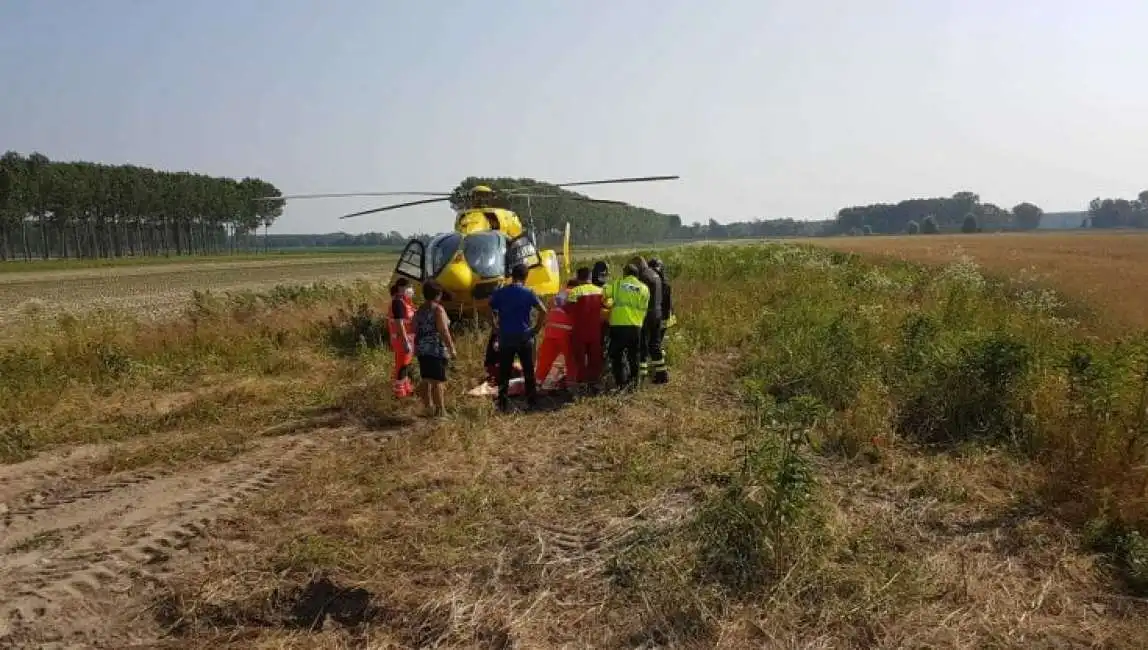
0;280;392;462
645;243;1148;593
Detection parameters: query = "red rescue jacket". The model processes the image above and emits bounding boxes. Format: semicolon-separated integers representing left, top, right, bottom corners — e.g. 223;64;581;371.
566;283;604;336
542;305;573;341
388;295;415;345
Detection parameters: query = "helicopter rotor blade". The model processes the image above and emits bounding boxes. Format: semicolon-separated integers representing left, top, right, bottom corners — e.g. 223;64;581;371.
503;175;679;194
339;196;452;219
256;191;451;201
505;193;628;205
552;174;680;188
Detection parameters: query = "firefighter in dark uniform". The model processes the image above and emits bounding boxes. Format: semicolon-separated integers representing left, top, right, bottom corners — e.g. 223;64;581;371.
647;257;672;384
591;260;611;365
591;261;610;287
628;256;664;385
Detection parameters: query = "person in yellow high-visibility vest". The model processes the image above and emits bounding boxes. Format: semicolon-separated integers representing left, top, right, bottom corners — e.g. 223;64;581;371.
603;263;649;390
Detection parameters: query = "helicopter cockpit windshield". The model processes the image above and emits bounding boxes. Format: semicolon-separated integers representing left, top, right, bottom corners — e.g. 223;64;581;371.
463;231;508;279
428;232;462;277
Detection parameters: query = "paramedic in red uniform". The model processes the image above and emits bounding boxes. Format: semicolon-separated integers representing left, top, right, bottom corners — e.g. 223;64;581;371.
567;267;605;389
388;278;416;398
535;280;577;387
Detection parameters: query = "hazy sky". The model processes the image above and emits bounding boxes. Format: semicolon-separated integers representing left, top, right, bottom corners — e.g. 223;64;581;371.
2;0;1147;234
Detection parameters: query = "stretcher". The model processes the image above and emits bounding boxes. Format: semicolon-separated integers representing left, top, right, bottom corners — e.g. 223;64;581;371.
467;360;569;397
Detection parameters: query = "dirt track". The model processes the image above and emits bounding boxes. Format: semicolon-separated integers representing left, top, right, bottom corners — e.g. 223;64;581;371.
0;430;335;648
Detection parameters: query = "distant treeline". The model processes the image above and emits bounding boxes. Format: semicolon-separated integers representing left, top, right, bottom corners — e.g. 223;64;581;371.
1086;193;1148;229
0;151;285;261
448;176;830;244
831;189;1148;235
257;185;1148;249
6;152;1146;263
266;231;420;250
267;218;831;251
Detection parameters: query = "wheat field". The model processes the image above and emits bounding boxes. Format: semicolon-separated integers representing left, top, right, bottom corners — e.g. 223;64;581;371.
803;231;1148;331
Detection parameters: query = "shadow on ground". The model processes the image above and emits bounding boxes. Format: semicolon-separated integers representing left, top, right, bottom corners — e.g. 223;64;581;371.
154;574;381;636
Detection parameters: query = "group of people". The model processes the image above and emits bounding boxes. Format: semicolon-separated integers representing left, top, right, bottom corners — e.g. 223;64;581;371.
386;255;673;418
386;277;457;418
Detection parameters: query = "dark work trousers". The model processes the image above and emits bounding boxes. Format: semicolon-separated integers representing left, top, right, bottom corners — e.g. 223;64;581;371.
608;325;642;390
639;315;666;384
498;331;538;410
601;321;611;361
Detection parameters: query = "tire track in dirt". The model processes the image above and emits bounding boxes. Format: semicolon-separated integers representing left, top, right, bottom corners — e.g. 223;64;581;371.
0;444;111;509
0;431;330;648
2;470;165;545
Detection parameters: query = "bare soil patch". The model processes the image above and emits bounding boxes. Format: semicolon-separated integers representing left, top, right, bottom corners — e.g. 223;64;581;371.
0;428;342;648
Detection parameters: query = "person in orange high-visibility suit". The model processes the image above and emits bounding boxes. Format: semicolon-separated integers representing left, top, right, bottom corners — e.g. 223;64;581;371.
388;278;417;398
535;282;576;388
567;267;605;388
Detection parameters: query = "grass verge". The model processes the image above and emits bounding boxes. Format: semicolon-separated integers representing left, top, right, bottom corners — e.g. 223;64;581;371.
0;280;394;470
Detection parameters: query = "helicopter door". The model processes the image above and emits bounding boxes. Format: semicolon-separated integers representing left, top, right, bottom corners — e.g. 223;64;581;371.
393;239;427;282
505;233;542;272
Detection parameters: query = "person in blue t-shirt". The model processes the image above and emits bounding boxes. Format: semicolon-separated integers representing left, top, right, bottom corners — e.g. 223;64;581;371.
489;264;547;411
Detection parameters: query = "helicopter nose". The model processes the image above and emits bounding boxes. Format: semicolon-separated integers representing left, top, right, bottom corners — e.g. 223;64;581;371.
436;256;474;297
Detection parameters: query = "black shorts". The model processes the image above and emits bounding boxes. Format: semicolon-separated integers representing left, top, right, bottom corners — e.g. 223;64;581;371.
417;355;448;382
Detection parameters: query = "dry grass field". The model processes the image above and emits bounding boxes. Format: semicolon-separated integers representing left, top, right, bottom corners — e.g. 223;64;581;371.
0;254;395;331
805;231;1148;332
3;240;1148;648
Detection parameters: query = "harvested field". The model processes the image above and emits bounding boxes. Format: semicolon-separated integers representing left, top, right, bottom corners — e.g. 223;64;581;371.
805;231;1148;331
0;255;394;330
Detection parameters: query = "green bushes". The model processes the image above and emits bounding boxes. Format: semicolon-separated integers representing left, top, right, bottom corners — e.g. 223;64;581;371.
896;334;1032;446
742;308;873;410
1085;518;1148;595
650;242;1148;592
324;303;388;356
961;213;980;233
693;393;824;593
605;388;827;614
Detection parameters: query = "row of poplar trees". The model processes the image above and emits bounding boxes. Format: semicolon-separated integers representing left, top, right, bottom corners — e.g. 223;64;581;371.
0;151;285;261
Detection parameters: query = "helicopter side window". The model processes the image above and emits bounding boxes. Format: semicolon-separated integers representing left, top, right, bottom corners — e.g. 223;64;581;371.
427;232;462;277
463;231;508;279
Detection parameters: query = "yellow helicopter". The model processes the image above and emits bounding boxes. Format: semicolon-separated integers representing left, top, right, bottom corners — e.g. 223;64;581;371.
262;175;679;316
